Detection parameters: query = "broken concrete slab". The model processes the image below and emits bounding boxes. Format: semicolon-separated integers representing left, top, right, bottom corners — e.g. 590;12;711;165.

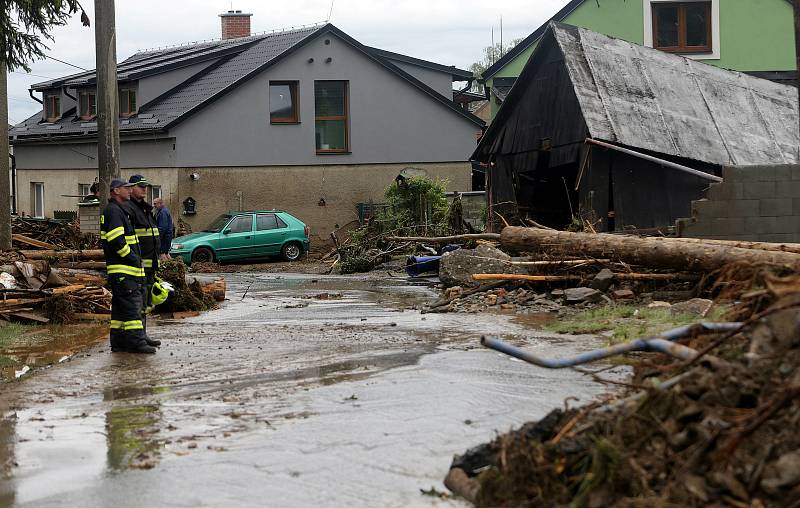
439;245;521;287
589;269;614;292
564;287;602;304
670;298;713;317
612;289;635;300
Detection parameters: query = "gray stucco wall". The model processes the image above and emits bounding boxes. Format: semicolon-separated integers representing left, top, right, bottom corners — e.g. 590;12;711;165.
138;60;217;107
170;31;481;167
677;164;800;242
390;61;454;98
13;138;176;170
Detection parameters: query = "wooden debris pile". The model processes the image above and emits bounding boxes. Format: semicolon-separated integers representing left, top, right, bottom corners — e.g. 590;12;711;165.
446;280;800;507
0;261;110;324
12;216;100;251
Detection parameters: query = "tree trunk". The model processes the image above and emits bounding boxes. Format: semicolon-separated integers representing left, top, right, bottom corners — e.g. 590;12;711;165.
0;65;11;250
664;237;800;255
499;227;800;273
20;249;105;260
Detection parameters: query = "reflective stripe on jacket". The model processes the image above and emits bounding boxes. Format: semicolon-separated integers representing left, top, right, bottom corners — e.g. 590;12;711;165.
128;199;159;273
101;200;143;278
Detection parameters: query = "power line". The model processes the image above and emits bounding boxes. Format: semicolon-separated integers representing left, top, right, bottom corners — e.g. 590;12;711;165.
11;71;57;79
45;55;88;71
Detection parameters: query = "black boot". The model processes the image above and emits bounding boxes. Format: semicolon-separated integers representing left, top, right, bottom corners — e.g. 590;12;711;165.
111;335;156;354
145;336;161;347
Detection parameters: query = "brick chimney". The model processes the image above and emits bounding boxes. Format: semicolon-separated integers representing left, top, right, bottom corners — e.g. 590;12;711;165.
220;10;252;40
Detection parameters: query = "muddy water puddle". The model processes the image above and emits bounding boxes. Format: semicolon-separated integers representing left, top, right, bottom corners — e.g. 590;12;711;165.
0;324;107;382
0;272;623;507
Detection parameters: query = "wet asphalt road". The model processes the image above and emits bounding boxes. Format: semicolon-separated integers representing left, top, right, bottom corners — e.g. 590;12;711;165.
0;273;617;507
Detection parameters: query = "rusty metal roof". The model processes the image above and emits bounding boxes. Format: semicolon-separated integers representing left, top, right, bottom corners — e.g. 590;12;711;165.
553;22;799;166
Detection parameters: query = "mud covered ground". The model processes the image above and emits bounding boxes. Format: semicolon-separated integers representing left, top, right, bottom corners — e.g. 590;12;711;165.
0;272;624;507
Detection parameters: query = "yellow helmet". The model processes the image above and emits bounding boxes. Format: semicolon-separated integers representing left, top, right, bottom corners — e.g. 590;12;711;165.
151;278;174;306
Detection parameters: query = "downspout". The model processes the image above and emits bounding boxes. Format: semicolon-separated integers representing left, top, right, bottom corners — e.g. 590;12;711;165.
28;89;43;104
63;86;76;101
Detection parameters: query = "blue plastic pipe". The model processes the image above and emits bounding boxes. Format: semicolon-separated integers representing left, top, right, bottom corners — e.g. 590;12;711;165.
481;322;742;368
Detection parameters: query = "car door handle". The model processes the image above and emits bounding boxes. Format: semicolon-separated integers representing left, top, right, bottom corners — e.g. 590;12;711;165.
245;236;251;239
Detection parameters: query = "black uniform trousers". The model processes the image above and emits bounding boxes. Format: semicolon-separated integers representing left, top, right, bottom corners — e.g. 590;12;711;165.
141;270;156;335
109;274;147;348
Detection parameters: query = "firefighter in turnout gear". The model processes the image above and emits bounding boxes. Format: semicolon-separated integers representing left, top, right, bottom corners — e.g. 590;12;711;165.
101;179;156;354
128;175;162;348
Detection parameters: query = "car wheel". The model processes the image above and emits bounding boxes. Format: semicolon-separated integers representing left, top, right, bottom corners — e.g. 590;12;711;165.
281;242;303;262
191;247;214;263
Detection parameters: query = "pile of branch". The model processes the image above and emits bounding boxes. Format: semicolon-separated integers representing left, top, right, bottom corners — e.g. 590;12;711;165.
12;216;100;251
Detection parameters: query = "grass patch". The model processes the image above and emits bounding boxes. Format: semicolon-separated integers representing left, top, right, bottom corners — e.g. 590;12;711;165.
544;304;718;344
0;323;33;349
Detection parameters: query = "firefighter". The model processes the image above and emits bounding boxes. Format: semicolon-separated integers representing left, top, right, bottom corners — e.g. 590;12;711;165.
101;179;155;354
127;174;162;348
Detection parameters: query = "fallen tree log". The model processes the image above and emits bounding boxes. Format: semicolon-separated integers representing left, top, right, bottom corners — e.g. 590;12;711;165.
20;249;104;261
52;261;106;270
472;272;700;283
500;227;800;273
670;237;800;255
385;233;501;244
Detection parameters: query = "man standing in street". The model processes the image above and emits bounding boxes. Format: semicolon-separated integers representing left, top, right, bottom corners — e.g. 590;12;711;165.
101;179;155;354
128;175;161;348
153;197;173;262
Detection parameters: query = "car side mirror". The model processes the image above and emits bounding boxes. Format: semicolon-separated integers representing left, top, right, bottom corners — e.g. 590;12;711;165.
223;229;231;235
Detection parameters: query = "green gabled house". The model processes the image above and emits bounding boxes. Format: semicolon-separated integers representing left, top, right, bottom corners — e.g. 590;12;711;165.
482;0;797;119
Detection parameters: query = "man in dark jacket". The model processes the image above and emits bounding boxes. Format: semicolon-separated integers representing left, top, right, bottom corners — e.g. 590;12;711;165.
128;175;161;348
101;179;155;354
153;197;173;261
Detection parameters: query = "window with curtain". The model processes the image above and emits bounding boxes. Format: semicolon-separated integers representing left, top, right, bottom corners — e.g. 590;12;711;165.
314;81;348;153
45;95;60;122
119;88;137;117
78;91;96;120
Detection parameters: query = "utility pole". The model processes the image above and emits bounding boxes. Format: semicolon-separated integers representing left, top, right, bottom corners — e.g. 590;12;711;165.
0;65;10;250
94;0;120;203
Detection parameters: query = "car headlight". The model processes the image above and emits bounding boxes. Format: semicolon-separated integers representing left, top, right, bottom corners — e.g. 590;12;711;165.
171;243;185;250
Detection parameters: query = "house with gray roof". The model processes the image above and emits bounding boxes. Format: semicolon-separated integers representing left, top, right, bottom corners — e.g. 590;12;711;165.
10;11;483;241
474;22;799;233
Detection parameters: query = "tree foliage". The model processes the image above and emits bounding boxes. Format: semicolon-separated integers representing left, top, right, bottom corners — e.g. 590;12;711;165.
469;38;525;80
1;0;89;71
381;176;450;235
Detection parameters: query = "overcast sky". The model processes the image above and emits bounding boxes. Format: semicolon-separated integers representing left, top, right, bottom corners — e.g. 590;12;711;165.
7;0;566;124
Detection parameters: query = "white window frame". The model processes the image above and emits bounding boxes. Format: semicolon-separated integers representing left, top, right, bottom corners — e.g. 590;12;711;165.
148;185;162;203
32;182;45;218
79;183;91;197
643;0;720;61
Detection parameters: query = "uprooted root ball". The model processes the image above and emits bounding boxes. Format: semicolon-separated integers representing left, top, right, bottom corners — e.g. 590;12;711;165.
157;259;215;312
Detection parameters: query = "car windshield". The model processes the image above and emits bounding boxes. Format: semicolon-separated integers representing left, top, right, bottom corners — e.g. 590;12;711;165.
203;214;232;233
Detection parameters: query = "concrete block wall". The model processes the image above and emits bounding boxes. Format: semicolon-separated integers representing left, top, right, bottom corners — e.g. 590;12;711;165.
78;203;101;234
677;165;800;242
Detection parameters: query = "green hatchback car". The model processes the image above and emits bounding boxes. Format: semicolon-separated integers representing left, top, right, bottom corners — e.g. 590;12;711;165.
170;210;310;264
